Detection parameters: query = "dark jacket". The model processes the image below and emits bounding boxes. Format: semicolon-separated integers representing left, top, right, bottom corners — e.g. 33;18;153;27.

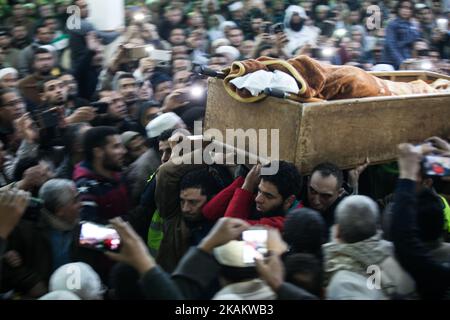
72;49;102;101
0;236;5;288
68;19;120;72
55;156;74;180
74;162;130;224
0;214;81;295
383;18;421;69
302;192;348;241
392;179;450;299
154;151;207;272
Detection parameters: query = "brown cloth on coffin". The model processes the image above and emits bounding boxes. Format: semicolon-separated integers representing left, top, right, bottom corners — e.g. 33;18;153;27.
222;55;439;102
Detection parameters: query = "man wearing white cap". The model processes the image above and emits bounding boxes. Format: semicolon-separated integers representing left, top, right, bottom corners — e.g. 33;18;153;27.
215;46;241;65
146;112;186;139
0;68;18;90
228;2;245;26
283;5;320;56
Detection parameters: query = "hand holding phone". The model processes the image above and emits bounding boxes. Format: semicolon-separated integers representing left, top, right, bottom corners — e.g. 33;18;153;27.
422;155;450;177
79;221;121;252
242;229;268;265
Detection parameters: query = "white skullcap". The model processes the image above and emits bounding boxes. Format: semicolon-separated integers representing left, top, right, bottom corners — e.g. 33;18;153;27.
146;112;184;138
215;46;240;61
0;68;18;80
228;1;244;11
49;262;104;300
371;64;395;72
213;240;248;268
286;5;308;19
39;291;81;300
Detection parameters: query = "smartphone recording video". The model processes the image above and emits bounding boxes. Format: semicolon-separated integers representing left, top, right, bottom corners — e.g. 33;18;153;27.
242;229;268;264
79;221;121;252
423;155;450;177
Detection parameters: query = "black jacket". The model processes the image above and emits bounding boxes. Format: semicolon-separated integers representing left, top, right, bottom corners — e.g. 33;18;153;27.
392;179;450;299
72;49;102;101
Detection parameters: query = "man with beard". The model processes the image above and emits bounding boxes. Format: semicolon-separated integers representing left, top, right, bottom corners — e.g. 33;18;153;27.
18;47;60;108
17;25;55;77
38;77;95;133
302;162;349;240
10;25;31;51
113;73;140;121
202;161;303;231
283;5;320;56
178;169;220;246
73;126;129;224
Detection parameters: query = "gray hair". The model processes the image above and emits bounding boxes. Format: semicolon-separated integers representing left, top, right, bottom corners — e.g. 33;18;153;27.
335;195;380;243
39;179;76;213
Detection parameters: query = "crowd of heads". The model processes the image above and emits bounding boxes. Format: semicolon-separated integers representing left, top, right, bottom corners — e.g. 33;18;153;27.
0;0;448;301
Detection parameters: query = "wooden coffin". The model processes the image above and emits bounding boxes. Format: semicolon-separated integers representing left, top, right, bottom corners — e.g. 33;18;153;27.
204;71;450;174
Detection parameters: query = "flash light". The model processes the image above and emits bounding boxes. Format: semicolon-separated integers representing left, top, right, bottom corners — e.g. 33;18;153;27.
420;61;433;70
322;47;335;57
190;85;205;99
334;28;347;38
134;13;145;22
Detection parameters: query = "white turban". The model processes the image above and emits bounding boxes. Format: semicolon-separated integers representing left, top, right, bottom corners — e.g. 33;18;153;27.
146;112;185;138
215;46;240;61
0;68;18;80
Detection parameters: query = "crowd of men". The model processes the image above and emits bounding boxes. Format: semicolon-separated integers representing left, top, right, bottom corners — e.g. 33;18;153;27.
0;0;449;300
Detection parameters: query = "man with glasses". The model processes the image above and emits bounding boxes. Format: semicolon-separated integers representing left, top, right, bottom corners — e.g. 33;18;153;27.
383;0;422;69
